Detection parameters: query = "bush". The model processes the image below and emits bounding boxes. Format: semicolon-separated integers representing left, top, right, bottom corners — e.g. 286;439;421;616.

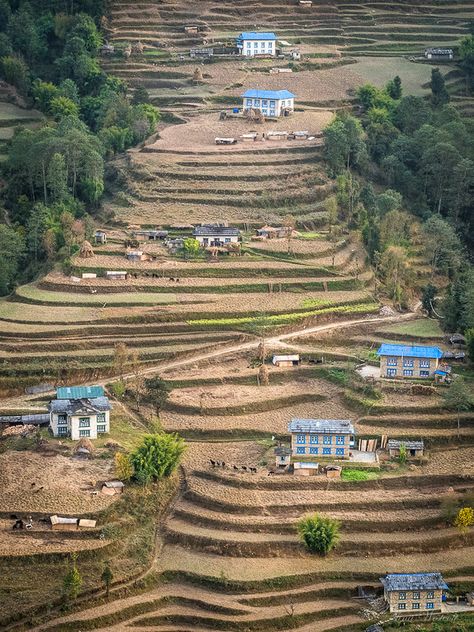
130;433;185;485
454;507;474;530
297;514;340;555
115;452;134;481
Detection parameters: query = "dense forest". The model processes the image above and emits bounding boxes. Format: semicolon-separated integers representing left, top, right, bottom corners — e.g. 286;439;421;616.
0;0;159;293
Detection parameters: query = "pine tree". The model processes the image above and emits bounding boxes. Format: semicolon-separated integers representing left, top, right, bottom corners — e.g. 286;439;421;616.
430;68;450;107
63;554;82;601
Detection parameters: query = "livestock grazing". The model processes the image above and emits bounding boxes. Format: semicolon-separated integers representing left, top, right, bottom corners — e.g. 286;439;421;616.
241;466;248;472
30;482;35;487
210;459;216;467
221;461;226;467
268;469;275;476
250;467;257;474
233;465;239;471
169;277;175;282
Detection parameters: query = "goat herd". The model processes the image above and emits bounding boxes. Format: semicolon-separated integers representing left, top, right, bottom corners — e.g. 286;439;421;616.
209;459;257;474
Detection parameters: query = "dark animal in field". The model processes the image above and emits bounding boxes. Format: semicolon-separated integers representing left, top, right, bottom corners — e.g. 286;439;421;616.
250;467;257;474
241;466;248;472
221;461;225;467
210;459;216;467
268;469;275;476
30;482;35;487
12;520;24;530
10;514;18;520
233;465;239;471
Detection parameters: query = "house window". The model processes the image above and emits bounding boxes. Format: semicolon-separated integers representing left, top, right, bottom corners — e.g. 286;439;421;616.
420;360;430;368
387;357;398;366
387;368;397;377
270;100;275;107
296;446;305;455
403;369;413;377
323;447;331;455
254;99;260;106
426;602;434;609
58;427;68;436
79;418;90;427
403;358;414;367
335;448;345;456
412;603;420;609
97;413;106;423
413;592;420;600
270;110;275;116
420;370;430;377
399;592;406;600
323;435;331;445
398;603;406;610
296;434;306;444
427;591;434;599
79;429;91;438
262;99;268;106
57;415;67;425
309;447;318;455
246;99;252;107
97;425;106;433
336;435;344;445
309;435;319;444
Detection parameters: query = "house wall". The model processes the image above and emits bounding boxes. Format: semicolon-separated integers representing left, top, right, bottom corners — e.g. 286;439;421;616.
290;431;352;458
50;411;110;440
380;355;439;379
196;235;239;246
243;96;294;117
241;39;276;57
389;447;423;458
385;588;443;614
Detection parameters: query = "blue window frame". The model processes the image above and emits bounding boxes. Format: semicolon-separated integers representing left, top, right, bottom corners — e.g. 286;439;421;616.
296;434;306;444
387;368;397;377
296;447;305;455
387;357;398;366
262;99;268;106
270;100;275;107
322;447;331;455
420;359;430;368
426;602;434;610
309;447;318;455
309;435;319;444
335;448;344;456
403;369;413;377
335;435;344;445
254;99;260;106
403;358;414;367
323;435;331;445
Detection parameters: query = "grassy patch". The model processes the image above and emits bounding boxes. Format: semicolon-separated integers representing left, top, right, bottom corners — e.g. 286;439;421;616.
376;319;443;338
341;469;379;482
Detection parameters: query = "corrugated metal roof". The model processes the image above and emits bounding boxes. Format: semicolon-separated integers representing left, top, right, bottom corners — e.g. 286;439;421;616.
104;480;125;488
387;439;424;450
49;397;111;414
294;462;319;469
238;32;277;41
274;446;292;456
242;89;295;100
0;414;49;425
193;225;240;236
376;344;443;359
288;419;354;434
57;386;104;399
273;355;300;362
380;573;448;592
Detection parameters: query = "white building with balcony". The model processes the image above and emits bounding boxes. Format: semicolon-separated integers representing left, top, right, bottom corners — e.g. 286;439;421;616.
237;32;277;57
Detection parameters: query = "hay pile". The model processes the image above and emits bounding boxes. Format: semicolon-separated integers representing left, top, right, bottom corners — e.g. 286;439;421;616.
79;241;94;258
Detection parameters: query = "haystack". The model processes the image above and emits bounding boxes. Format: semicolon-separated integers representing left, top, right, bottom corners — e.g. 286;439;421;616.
75;437;94;454
123;45;132;59
258;364;269;386
193;67;203;82
133;40;144;54
79;240;94;258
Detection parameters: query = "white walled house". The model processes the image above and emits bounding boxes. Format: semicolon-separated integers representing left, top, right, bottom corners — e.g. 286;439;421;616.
237;32;277;57
193;225;241;247
49;385;111;440
242;89;295;117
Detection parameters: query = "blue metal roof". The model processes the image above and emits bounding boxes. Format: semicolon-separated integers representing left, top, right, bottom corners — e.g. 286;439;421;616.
376;343;443;359
380;573;448;592
56;385;105;400
242;89;295;100
237;32;277;41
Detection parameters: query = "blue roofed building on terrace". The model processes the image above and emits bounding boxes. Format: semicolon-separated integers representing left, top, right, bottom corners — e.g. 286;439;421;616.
237;32;277;57
242;89;295;117
288;419;355;459
49;385;111;440
376;343;443;379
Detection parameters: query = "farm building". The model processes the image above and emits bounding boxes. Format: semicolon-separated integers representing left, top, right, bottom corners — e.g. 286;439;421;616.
94;230;107;244
193;225;241;247
274;445;292;467
133;230;168;241
106;271;128;280
272;354;300;367
50;516;97;530
325;464;342;479
424;47;453;60
288;419;355;458
256;225;288;239
387;439;424;459
380;573;448;614
49;385;111;440
376;344;443;379
242;89;295;117
101;480;125;495
293;461;319;476
236;32;277;57
126;250;144;262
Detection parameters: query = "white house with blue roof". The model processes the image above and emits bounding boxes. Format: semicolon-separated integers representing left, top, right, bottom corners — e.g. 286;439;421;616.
49;385;111;440
237;32;277;57
288;419;355;459
380;572;448;613
242;89;295;117
376;343;443;379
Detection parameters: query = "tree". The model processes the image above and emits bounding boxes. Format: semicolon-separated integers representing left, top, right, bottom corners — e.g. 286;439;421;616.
466;329;474;364
379;245;412;309
398;443;407;465
421;283;437;317
430;68;450;107
0;55;30;94
101;562;113;598
442;378;473;436
459;34;474;91
63;553;82;601
114;451;134;480
132;85;150;105
50;96;80;120
144;376;170;415
454;507;474;531
423;216;462;277
130;433;185;485
386;75;402;100
0;225;25;295
258;363;269;386
297;514;340;555
283;214;296;254
395;96;431;134
113;342;131;380
48;153;69;203
323;114;366;174
183;237;200;259
26;203;49;264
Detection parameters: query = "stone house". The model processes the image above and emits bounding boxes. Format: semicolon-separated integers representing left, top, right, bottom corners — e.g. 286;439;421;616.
274;445;292;467
237;32;277;57
387;439;424;459
288;418;355;459
376;344;443;379
49;386;111;440
380;573;448;614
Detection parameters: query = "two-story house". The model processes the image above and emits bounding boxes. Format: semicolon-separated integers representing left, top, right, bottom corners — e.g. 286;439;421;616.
49;385;111;440
193;225;241;247
376;343;443;379
237;32;277;57
288;419;355;459
242;89;295;117
380;573;448;614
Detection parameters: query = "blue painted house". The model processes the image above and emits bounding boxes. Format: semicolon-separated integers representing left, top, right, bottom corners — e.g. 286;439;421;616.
288;419;355;459
242;89;295;117
376;343;443;379
237;32;277;57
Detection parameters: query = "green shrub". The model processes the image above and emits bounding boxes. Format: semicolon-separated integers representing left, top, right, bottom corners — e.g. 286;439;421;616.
341;469;378;482
297;514;340;555
130;433;185;485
